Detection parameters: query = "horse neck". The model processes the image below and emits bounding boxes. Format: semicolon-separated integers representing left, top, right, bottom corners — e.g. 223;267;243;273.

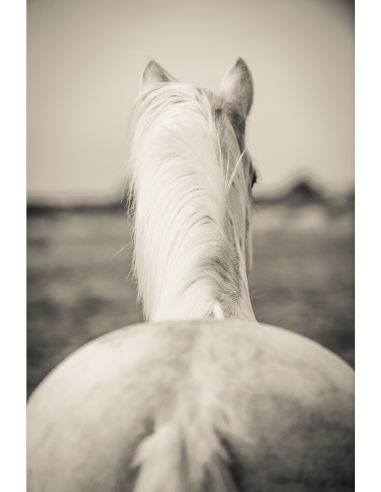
130;86;256;323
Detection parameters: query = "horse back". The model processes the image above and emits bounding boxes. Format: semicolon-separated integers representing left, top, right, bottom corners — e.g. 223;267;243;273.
27;320;354;492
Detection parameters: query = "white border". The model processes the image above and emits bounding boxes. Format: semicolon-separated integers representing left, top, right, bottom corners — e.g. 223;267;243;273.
0;0;26;490
355;0;381;489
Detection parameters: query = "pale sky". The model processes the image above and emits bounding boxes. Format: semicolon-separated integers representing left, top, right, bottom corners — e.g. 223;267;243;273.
27;0;354;199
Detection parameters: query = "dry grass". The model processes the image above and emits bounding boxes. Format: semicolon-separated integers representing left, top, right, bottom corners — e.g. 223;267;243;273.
27;202;354;399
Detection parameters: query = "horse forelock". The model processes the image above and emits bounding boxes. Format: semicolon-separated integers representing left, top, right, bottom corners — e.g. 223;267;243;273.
128;82;255;322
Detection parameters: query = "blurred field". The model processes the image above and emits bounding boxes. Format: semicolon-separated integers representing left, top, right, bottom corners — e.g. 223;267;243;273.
27;198;354;399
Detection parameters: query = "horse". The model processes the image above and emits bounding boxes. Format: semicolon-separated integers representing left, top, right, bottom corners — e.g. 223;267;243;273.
27;58;354;492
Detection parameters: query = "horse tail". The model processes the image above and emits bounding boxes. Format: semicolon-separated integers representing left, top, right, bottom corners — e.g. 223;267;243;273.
132;403;239;492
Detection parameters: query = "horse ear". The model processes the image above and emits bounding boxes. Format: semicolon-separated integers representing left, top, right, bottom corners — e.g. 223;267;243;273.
141;60;177;91
220;58;253;119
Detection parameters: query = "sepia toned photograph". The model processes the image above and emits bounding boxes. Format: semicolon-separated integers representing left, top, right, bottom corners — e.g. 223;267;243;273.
26;0;354;490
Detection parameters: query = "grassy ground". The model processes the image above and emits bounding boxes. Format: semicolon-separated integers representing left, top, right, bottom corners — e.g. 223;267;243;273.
27;201;354;399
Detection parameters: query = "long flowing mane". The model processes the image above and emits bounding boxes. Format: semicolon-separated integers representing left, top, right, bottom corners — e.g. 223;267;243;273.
128;82;255;322
27;59;354;492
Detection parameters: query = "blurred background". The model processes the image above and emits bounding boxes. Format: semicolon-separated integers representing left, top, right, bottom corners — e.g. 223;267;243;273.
27;0;354;398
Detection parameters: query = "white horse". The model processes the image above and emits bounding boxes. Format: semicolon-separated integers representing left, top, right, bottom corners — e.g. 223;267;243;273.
27;58;354;492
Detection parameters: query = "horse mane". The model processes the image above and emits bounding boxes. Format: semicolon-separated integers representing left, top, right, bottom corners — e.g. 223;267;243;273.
127;82;255;322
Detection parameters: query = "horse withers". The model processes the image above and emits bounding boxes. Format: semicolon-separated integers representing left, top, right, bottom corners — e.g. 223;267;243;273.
27;58;354;492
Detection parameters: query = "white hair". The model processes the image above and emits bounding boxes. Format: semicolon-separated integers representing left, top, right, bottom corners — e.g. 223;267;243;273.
128;82;255;322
